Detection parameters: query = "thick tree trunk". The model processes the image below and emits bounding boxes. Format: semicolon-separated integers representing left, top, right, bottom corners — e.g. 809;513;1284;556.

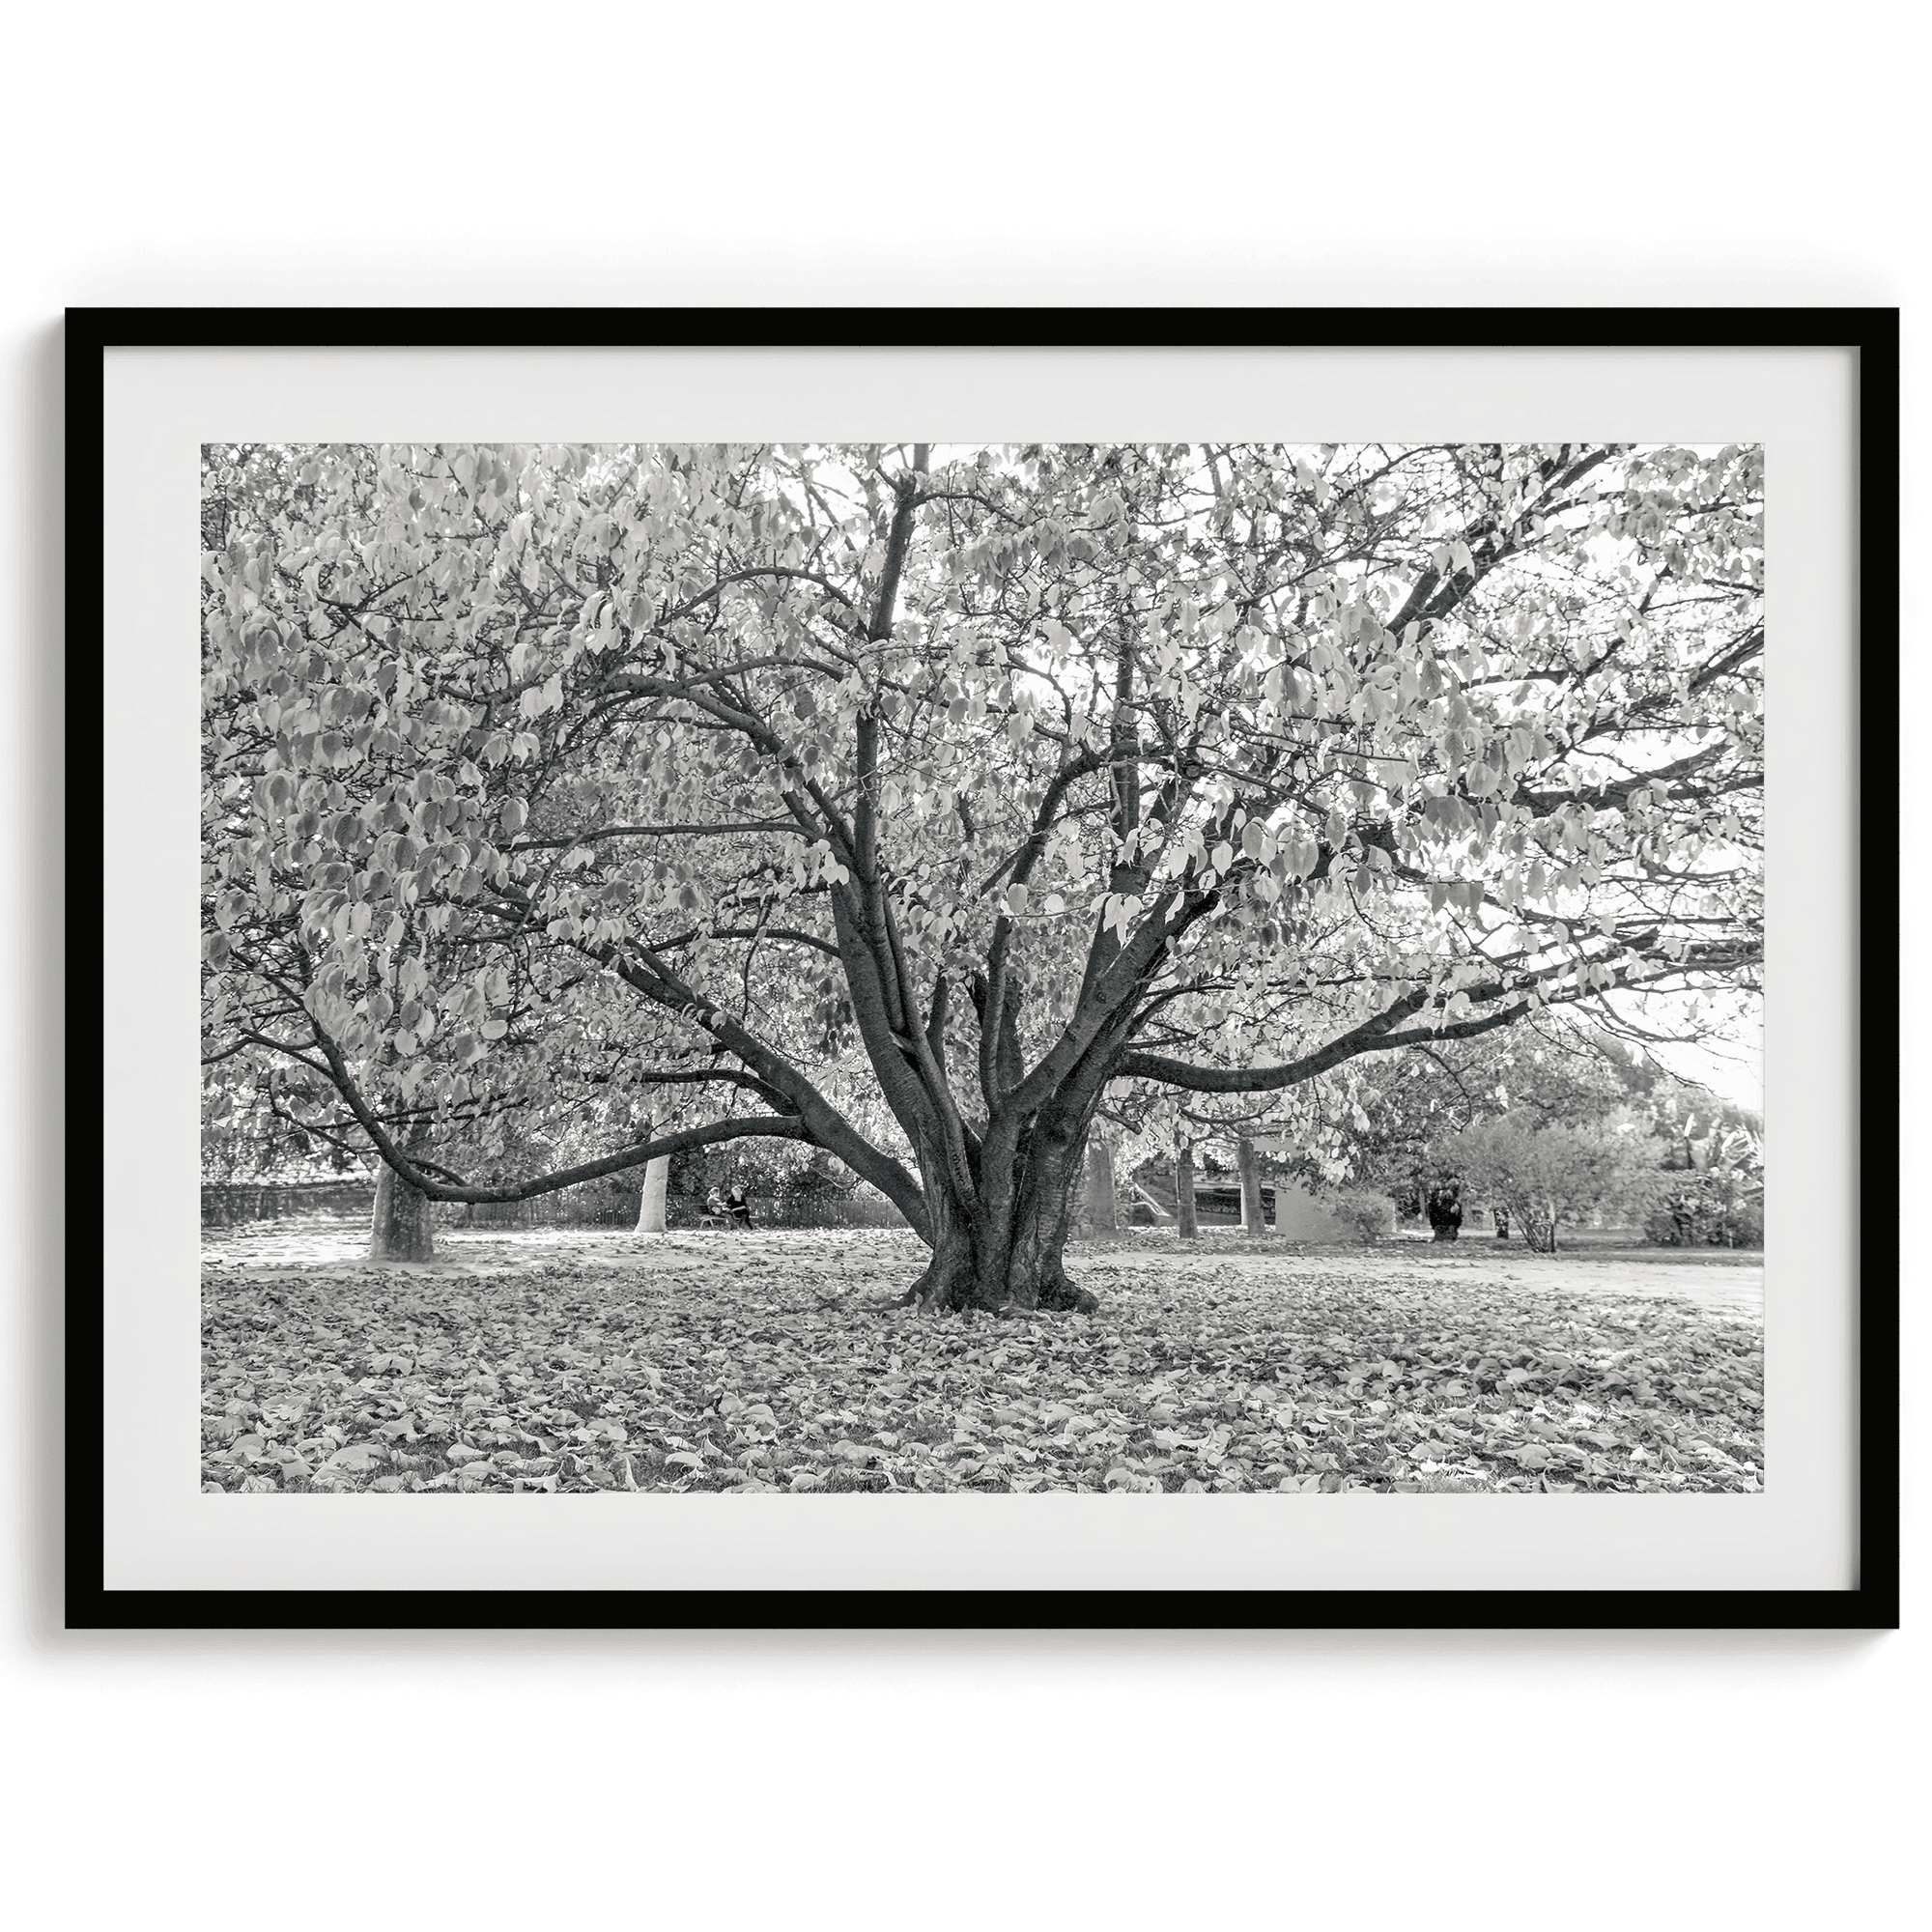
369;1161;435;1262
990;1111;1095;1311
1084;1129;1119;1235
636;1153;669;1234
1175;1146;1199;1240
891;1114;1100;1317
1236;1135;1270;1236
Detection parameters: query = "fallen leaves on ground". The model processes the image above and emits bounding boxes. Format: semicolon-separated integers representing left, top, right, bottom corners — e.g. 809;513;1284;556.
201;1225;1764;1495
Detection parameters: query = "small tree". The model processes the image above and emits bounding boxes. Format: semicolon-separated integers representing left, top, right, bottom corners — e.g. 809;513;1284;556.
1439;1112;1655;1253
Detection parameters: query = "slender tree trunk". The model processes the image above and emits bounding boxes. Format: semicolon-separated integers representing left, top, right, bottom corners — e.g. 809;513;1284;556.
369;1160;435;1262
1237;1136;1270;1236
1085;1128;1119;1235
635;1154;669;1233
1175;1146;1199;1240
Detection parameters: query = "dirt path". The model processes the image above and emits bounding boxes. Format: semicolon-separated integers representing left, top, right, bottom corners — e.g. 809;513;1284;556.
1448;1251;1762;1317
202;1220;1762;1319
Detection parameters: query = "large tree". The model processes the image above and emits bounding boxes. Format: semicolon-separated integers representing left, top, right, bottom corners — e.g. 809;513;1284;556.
202;440;1762;1306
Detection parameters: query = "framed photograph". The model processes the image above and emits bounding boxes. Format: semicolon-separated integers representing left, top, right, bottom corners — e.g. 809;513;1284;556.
73;307;1897;1629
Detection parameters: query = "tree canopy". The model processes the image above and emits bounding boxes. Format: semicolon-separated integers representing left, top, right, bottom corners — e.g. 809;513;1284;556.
1250;1017;1757;1203
201;440;1763;1307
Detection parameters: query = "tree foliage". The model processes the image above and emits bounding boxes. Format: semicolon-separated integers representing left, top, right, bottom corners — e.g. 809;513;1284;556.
1264;1019;1643;1196
1258;1017;1760;1243
202;440;1762;1308
1645;1122;1764;1247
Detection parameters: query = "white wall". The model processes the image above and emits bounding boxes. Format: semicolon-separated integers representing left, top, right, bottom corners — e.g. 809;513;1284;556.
6;7;1923;1927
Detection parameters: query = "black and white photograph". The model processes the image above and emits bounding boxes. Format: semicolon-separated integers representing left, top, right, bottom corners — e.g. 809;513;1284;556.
14;6;1922;1928
196;435;1770;1501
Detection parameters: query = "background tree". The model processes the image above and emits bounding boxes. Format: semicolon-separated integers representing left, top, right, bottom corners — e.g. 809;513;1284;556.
1173;1139;1200;1239
202;440;1762;1310
1441;1111;1659;1252
1249;1017;1753;1236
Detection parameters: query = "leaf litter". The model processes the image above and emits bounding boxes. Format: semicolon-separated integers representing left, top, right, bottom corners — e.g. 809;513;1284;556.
202;1226;1763;1495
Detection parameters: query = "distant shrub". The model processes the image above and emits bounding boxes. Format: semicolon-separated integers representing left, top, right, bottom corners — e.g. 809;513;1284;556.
1328;1188;1395;1242
1645;1178;1763;1248
1644;1126;1764;1248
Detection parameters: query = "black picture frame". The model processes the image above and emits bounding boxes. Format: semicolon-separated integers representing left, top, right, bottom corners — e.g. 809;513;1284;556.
69;305;1899;1631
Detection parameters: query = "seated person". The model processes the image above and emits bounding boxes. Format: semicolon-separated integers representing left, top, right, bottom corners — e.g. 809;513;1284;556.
701;1186;729;1227
724;1184;753;1231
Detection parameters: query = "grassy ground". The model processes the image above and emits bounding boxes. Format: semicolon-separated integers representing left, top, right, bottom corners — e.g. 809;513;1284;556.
201;1222;1763;1495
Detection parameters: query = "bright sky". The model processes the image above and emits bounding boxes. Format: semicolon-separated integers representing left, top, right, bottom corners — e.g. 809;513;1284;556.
1597;986;1763;1112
